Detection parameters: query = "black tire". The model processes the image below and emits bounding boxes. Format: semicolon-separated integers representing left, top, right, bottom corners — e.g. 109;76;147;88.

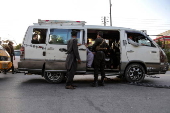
14;68;18;73
2;69;7;74
125;63;145;83
44;72;64;83
61;73;67;83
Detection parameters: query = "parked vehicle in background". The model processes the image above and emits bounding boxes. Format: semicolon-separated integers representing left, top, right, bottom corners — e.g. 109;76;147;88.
0;45;12;74
13;50;20;72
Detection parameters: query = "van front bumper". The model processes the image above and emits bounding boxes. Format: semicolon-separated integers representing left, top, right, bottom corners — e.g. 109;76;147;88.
160;62;169;74
0;61;12;70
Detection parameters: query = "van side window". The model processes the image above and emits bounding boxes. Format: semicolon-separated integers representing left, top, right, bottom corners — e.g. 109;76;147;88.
49;29;80;45
138;37;151;46
31;29;47;44
136;34;155;47
127;33;155;47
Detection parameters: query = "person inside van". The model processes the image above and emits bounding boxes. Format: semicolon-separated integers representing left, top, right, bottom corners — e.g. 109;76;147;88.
31;34;39;44
110;40;120;69
127;34;144;47
85;40;94;68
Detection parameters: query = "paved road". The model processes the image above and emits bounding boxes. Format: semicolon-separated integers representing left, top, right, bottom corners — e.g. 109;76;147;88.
0;72;170;113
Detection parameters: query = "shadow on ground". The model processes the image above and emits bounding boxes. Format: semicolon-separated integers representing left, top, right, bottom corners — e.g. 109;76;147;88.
21;79;48;84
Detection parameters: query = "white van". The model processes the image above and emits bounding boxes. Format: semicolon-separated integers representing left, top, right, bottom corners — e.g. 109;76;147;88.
18;19;169;83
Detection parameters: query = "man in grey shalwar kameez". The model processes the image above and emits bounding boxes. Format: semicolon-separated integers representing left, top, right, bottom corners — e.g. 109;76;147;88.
65;31;81;89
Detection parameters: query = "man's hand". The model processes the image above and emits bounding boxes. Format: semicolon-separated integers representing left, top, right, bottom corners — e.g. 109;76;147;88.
77;59;81;64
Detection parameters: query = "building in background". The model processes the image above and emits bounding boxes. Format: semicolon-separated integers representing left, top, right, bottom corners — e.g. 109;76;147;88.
153;30;170;48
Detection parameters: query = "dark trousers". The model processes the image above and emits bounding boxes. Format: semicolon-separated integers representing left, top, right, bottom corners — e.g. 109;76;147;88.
93;51;105;82
66;59;77;86
7;55;14;72
10;55;14;72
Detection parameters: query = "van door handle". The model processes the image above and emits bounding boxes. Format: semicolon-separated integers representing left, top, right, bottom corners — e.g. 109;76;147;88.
151;51;157;53
79;48;86;51
59;48;67;52
127;50;134;52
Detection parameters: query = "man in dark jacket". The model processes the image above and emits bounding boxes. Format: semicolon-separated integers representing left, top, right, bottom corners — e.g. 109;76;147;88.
65;31;81;89
91;31;108;87
6;41;15;74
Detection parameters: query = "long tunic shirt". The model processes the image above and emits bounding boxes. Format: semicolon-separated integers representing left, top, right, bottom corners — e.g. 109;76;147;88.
65;38;80;70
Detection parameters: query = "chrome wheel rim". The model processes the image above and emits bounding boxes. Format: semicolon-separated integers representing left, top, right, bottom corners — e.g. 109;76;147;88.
47;72;62;81
128;66;144;81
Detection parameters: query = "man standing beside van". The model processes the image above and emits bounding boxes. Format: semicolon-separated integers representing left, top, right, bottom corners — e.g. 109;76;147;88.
6;41;15;74
65;30;81;89
91;31;107;87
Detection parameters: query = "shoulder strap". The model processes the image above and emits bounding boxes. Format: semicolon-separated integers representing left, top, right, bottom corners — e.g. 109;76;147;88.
99;38;105;46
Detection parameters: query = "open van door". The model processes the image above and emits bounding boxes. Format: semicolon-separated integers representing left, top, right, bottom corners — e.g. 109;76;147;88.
125;31;160;73
45;28;87;73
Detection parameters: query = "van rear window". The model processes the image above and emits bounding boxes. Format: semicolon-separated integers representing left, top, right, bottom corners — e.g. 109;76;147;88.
49;29;80;45
32;29;47;44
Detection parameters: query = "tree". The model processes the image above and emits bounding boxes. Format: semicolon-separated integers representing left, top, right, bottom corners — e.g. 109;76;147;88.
156;39;170;63
15;44;21;50
157;39;163;48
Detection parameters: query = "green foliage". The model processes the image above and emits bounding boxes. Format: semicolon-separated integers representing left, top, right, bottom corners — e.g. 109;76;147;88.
166;52;170;63
15;44;21;50
157;39;163;48
156;39;170;63
2;44;8;50
163;44;170;63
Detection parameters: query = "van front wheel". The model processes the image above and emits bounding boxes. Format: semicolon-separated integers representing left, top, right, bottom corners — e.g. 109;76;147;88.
125;63;145;83
44;72;64;83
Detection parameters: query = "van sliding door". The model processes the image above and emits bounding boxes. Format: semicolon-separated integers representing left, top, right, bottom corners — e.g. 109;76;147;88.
45;28;87;72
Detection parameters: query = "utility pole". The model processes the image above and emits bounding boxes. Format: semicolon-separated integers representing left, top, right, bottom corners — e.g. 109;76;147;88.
101;16;109;26
104;16;106;26
109;0;112;26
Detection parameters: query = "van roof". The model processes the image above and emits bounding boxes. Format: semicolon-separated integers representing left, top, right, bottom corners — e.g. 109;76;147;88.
31;19;146;35
31;23;146;35
31;23;135;30
31;24;144;34
85;25;133;30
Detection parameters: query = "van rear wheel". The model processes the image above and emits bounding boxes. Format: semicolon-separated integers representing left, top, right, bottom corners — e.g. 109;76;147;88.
125;63;145;83
44;72;64;83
